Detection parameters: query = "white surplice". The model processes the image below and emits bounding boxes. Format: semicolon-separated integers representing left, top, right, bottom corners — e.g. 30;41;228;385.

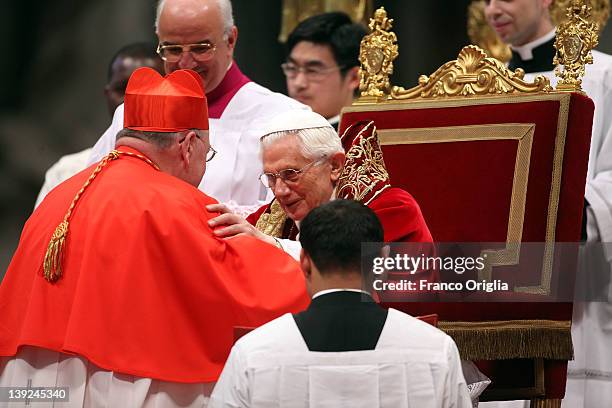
209;308;472;408
0;346;214;408
34;148;92;208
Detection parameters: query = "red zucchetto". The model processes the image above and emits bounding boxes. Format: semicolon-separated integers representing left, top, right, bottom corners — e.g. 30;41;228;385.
123;67;208;132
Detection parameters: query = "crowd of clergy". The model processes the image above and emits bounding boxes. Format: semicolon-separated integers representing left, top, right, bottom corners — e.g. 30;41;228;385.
1;0;611;407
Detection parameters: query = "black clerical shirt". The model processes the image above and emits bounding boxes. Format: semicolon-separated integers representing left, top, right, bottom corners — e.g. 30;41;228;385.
293;290;388;352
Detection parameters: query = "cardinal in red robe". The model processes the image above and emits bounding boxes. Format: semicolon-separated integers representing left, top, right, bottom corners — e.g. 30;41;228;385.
0;67;309;392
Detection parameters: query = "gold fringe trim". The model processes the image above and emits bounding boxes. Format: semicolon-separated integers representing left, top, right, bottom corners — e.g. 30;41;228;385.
530;398;562;408
438;319;573;361
42;150;159;283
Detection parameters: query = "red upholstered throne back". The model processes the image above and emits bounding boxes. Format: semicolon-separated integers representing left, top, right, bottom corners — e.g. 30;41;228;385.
339;92;594;401
340;94;592;244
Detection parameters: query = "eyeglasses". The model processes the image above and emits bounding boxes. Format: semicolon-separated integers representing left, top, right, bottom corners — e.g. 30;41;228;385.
195;133;217;162
205;145;217;162
156;42;216;63
281;62;345;81
260;158;326;188
179;131;217;162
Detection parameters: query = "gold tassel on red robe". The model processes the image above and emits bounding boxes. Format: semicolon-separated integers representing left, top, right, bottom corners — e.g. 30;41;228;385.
42;150;158;283
43;220;69;282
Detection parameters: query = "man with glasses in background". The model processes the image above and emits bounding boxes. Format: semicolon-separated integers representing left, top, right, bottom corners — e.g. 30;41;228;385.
283;12;366;129
88;0;308;215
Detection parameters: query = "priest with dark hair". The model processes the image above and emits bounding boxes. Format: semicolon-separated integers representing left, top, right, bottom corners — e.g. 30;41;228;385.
210;199;471;407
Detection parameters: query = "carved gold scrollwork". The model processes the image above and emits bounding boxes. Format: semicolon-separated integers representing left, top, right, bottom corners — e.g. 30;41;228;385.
357;7;398;101
390;45;551;100
554;0;600;92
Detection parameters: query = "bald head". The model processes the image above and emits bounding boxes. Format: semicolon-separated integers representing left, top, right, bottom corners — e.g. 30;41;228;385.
155;0;237;93
156;0;233;34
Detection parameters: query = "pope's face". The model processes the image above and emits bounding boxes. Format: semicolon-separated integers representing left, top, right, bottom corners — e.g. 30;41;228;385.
286;41;359;120
484;0;552;46
262;135;340;222
156;0;236;93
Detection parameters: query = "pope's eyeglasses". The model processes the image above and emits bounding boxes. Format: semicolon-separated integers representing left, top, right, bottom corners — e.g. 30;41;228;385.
259;157;327;188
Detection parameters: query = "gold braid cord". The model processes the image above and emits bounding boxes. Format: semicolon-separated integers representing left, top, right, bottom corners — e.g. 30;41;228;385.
336;121;391;205
358;7;398;100
43;149;159;283
254;200;288;238
554;0;600;92
391;45;551;99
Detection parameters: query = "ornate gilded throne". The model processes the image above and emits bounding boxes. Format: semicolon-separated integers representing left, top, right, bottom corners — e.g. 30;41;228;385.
340;4;599;406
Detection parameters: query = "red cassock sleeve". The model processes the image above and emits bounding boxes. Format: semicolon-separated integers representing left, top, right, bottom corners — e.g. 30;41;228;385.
0;152;309;383
369;188;438;300
368;187;433;243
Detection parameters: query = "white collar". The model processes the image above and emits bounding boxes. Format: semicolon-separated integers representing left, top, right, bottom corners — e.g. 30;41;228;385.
327;114;340;126
511;28;556;60
312;288;371;299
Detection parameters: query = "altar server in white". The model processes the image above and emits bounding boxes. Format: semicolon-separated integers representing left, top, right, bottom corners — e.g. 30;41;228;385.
209;199;471;408
88;0;308;214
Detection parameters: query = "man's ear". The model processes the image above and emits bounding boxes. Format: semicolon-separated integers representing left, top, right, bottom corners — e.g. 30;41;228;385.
300;249;312;281
330;152;346;183
344;66;360;93
226;26;238;52
179;130;198;168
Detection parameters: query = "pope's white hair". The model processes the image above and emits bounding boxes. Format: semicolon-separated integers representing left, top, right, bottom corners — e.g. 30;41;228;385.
261;127;344;161
155;0;234;36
